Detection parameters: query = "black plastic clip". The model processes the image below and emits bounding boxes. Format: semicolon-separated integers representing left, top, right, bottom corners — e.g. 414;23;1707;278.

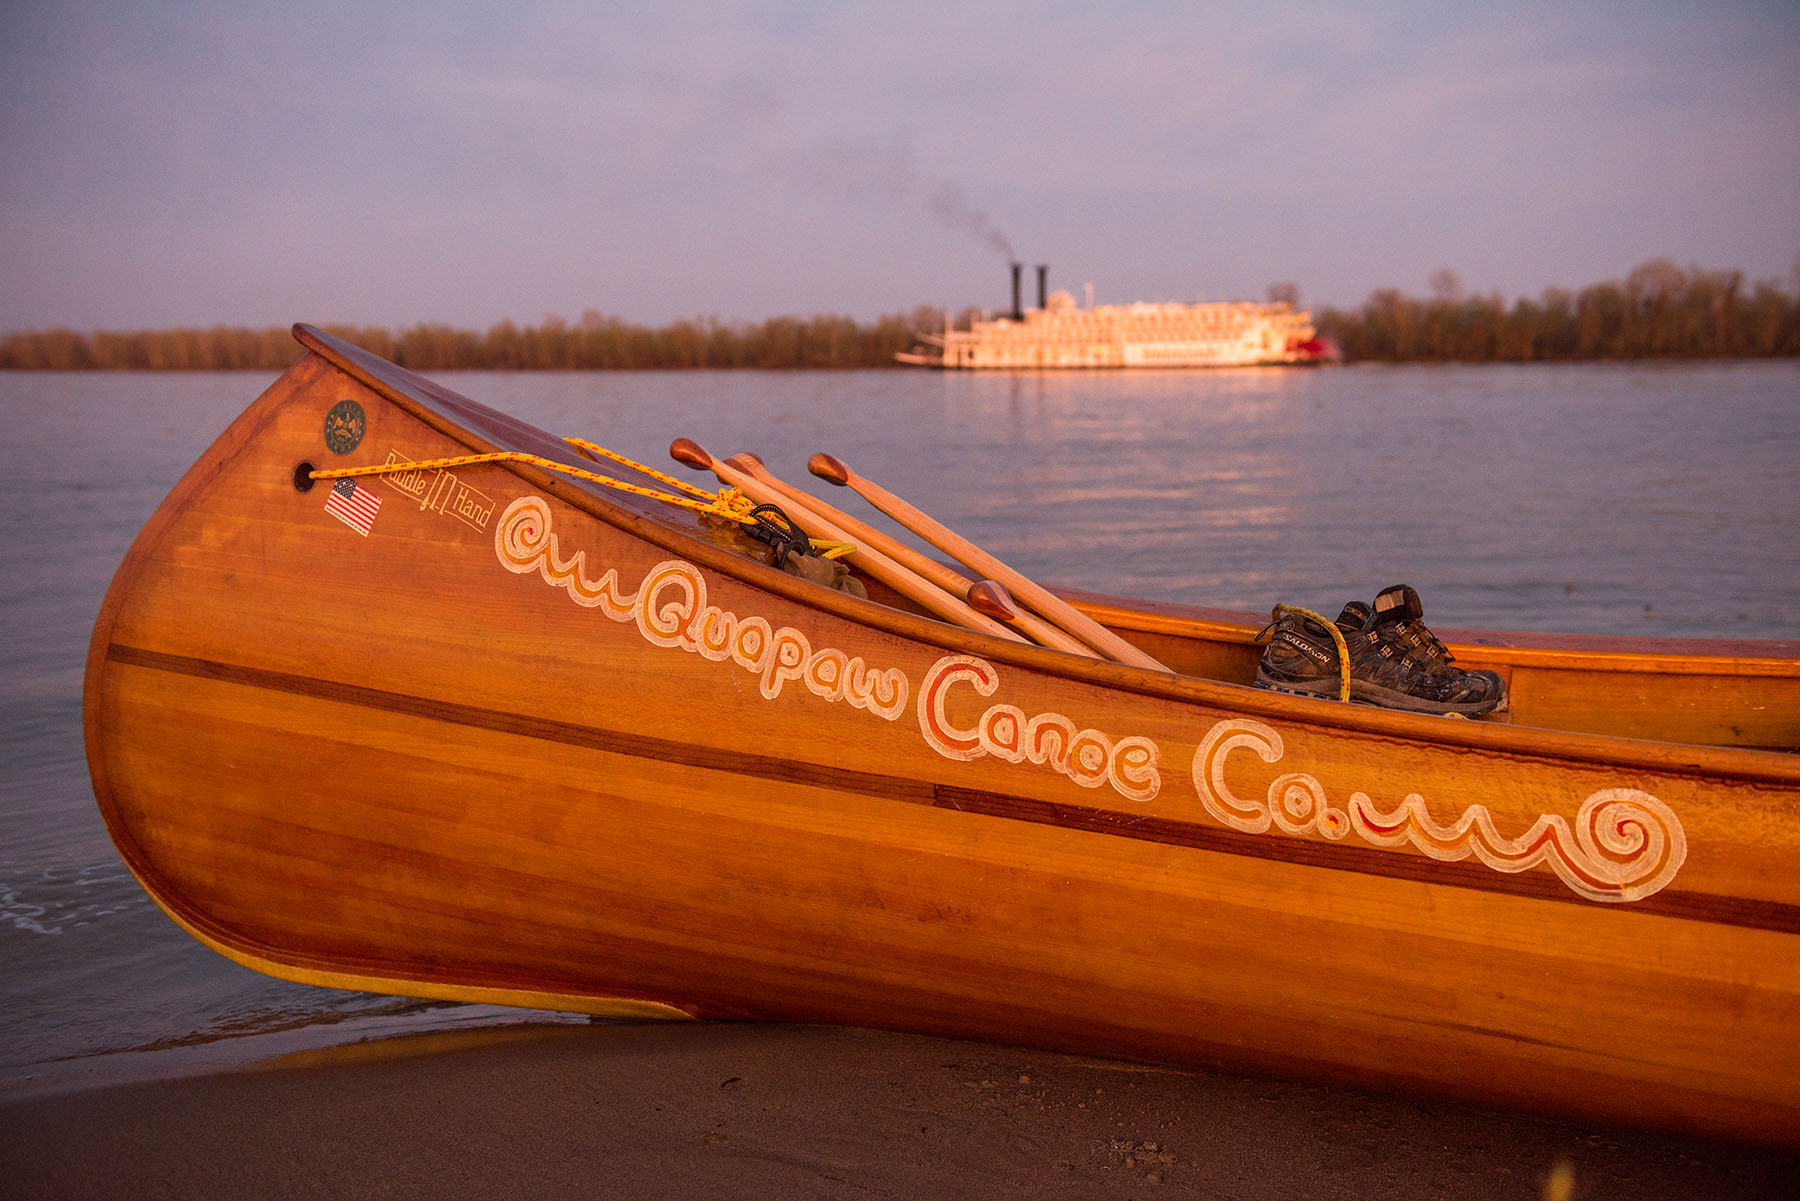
741;503;812;565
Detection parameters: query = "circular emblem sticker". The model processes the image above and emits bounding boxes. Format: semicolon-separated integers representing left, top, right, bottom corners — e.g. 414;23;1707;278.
323;400;366;455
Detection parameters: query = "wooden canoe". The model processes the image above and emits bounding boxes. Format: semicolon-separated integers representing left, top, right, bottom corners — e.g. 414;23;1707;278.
85;325;1800;1144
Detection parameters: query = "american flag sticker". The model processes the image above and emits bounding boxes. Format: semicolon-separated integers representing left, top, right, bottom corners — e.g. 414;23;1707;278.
324;478;382;536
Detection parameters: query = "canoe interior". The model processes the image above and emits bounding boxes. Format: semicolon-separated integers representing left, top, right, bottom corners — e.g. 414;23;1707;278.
855;565;1800;755
1075;591;1800;753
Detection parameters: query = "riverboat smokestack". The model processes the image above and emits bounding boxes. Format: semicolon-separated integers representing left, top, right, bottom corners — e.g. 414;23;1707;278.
1037;265;1047;310
1010;262;1023;320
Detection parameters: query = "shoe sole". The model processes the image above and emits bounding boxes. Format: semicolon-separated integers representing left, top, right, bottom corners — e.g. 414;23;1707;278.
1254;669;1503;717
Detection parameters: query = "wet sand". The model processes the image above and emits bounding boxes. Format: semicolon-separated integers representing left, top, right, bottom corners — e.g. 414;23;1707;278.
3;1021;1793;1200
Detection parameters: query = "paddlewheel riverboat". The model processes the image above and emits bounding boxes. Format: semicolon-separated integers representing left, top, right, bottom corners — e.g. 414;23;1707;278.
898;264;1337;369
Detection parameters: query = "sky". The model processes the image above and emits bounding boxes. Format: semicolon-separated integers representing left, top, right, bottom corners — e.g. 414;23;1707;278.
1;0;1796;332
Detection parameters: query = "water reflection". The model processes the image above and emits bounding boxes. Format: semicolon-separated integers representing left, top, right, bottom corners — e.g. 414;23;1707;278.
449;362;1799;631
927;371;1313;605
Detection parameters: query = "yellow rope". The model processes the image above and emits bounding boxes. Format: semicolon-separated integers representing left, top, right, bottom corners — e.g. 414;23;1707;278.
564;437;718;502
309;441;857;559
1259;604;1352;702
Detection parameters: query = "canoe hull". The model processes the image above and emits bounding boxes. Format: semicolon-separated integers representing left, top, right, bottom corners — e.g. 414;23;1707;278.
86;329;1800;1144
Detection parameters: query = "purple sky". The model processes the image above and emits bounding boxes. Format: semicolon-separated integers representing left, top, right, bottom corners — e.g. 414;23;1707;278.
2;1;1796;331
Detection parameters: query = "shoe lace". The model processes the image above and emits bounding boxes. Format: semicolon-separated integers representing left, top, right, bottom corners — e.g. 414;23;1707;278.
1387;617;1454;667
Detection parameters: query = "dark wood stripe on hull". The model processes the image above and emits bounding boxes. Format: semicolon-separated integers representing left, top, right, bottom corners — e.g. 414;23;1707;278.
106;642;1800;935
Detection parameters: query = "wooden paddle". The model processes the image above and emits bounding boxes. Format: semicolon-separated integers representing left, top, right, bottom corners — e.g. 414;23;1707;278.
669;439;1025;643
966;579;1021;624
807;453;1171;672
726;453;1098;659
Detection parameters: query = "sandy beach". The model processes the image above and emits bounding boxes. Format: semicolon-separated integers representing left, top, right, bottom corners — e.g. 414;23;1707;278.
4;1020;1793;1200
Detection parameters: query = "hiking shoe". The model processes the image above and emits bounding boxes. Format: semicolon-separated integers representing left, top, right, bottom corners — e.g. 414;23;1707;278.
1255;586;1507;717
1253;607;1365;701
1353;585;1507;714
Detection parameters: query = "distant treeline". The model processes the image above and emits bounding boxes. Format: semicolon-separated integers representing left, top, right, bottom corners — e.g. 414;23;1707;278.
0;309;942;371
1314;260;1800;361
3;261;1796;370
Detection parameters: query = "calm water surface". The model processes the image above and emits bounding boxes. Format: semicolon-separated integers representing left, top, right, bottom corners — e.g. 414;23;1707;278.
3;361;1797;1084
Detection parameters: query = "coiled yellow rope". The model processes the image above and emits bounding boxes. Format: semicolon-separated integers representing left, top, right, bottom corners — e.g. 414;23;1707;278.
309;440;856;559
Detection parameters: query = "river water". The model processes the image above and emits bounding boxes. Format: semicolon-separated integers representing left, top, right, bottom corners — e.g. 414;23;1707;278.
3;360;1796;1088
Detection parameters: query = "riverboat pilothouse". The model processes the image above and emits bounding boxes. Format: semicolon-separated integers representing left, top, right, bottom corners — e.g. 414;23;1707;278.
899;263;1338;369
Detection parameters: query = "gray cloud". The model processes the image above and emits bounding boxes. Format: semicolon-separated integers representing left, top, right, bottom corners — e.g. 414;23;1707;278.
1;0;1795;329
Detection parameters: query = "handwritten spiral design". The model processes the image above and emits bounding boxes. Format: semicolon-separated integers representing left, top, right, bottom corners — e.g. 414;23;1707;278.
492;493;909;721
1570;789;1685;901
1271;772;1348;839
495;495;552;572
1191;718;1686;902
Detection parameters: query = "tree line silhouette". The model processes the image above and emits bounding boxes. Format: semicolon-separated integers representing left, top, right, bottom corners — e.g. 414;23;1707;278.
1312;260;1800;362
0;308;939;371
2;260;1795;370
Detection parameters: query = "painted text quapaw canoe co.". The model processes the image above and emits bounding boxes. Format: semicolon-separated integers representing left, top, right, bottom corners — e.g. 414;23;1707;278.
85;325;1800;1144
